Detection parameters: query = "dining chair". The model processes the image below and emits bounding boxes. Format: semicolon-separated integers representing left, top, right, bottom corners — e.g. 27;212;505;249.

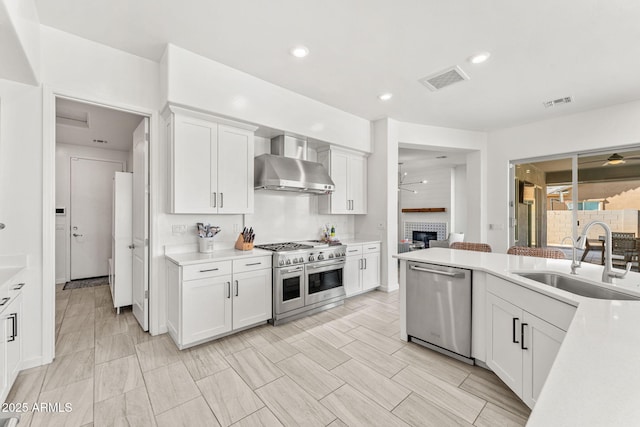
450;242;492;253
507;246;565;259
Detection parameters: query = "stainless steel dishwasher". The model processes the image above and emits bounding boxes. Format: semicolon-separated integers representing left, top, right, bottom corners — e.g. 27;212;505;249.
406;261;473;364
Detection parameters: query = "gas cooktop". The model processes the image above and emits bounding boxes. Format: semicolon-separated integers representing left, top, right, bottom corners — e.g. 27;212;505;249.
255;240;332;252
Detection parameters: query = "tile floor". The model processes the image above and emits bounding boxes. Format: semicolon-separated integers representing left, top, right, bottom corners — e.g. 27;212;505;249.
7;284;531;426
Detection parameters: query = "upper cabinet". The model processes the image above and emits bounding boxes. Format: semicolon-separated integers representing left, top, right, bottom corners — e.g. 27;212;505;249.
165;106;257;214
318;148;368;214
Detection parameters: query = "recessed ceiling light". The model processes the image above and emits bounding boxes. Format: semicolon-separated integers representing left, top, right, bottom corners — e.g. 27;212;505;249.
468;52;491;64
378;93;393;101
290;46;309;58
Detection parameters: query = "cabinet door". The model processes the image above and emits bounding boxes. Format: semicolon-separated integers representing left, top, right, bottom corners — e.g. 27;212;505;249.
182;275;232;345
5;293;21;383
344;256;362;296
217;125;254;214
330;151;350;213
361;252;380;291
348;154;367;214
171;115;217;213
232;269;272;330
522;311;566;408
485;293;523;394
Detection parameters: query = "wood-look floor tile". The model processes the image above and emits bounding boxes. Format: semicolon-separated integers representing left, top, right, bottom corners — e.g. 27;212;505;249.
95;314;131;338
319;384;408;427
59;311;95;335
331;359;410;410
392;344;470;386
144;361;201;415
68;288;96;306
94;386;156;427
180;342;229;381
474;402;528;427
392;392;473;427
290;336;350;370
64;301;96;318
42;348;94;392
231;407;283;427
156;396;220;427
214;333;250;356
392;366;485;424
135;335;181;372
277;353;344;400
459;373;530;419
95;355;144;402
31;378;93;427
255;376;335;427
244;329;299;364
225;347;284;389
95;306;118;321
94;287;113;308
306;324;355;349
6;366;48;427
346;325;405;354
341;340;407;378
95;333;136;364
327;419;349;427
269;322;309;343
291;315;320;329
197;368;264;427
55;327;95;356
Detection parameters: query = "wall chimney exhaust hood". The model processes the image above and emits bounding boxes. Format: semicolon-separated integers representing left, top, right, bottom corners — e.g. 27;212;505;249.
254;135;335;194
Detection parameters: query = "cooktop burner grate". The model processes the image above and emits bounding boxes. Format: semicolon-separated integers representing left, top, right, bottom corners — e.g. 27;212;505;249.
255;242;314;252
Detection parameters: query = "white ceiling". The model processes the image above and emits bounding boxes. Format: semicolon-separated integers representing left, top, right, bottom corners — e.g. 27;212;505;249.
36;1;640;131
56;98;144;151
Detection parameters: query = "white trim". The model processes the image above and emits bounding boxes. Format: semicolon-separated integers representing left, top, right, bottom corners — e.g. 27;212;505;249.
43;86;160;367
162;103;258;132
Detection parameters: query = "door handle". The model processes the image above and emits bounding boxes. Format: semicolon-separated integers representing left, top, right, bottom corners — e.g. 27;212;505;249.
128;244;136;249
73;233;84;237
512;318;520;344
234;280;239;297
212;192;217;208
521;323;528;350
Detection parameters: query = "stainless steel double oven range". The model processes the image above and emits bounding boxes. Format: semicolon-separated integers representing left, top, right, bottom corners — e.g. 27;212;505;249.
255;241;346;325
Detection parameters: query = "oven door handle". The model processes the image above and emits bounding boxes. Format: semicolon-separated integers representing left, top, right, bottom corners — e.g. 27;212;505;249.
306;260;346;269
280;267;304;274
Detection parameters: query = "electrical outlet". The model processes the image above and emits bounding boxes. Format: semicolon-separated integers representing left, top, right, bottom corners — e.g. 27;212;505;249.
489;224;504;231
172;224;187;234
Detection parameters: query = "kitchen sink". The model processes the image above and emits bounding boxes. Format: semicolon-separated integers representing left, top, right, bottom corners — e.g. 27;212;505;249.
514;272;640;300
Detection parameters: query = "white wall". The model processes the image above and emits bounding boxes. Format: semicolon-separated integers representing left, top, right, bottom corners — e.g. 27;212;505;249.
0;0;40;84
54;143;131;283
161;45;371;152
487;99;640;252
453;165;467;234
399;166;452;227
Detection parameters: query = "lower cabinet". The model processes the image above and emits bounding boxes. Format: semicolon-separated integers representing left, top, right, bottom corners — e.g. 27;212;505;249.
344;242;380;297
485;275;574;408
0;285;23;403
167;256;272;350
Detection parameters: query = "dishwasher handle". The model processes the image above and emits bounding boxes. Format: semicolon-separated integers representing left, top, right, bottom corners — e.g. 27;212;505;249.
409;265;465;278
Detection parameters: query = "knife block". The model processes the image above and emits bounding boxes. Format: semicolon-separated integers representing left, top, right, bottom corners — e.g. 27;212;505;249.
234;234;254;251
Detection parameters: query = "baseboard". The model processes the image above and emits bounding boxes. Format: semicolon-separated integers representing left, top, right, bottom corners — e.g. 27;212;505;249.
379;282;399;292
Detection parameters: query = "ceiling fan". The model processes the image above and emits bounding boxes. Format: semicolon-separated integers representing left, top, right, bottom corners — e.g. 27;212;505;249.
580;152;640;166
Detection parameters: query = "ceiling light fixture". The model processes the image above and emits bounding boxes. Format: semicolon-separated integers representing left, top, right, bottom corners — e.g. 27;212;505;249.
398;163;428;193
378;93;393;101
468;51;491;64
290;46;309;58
604;153;625;166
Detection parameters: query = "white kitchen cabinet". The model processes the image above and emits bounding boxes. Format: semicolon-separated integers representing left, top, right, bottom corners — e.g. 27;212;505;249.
485;274;574;408
0;283;24;403
167;255;272;349
344;242;380;296
318;148;368;214
165;106;256;214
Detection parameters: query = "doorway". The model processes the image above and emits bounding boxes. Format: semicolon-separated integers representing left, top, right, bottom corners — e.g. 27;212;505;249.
53;97;150;355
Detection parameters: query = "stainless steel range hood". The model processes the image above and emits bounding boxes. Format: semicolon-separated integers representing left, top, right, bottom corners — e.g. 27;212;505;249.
254;135;335;194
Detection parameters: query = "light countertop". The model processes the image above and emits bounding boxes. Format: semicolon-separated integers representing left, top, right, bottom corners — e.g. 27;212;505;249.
340;238;381;246
0;267;24;288
166;248;273;266
395;248;640;427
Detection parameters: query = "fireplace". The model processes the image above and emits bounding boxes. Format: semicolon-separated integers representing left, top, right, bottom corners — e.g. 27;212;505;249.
412;231;438;247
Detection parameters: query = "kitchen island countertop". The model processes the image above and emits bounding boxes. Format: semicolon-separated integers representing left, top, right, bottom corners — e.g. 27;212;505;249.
394;248;640;427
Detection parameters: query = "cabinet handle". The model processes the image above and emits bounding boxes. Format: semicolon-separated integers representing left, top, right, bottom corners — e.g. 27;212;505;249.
200;268;219;273
364;258;367;269
7;313;17;342
226;282;231;299
12;283;24;290
245;262;261;266
512;318;520;344
0;297;10;306
367;247;377;250
521;323;528;350
234;280;239;297
220;193;224;208
348;249;358;253
346;200;350;211
212;192;217;208
350;200;353;210
359;259;363;270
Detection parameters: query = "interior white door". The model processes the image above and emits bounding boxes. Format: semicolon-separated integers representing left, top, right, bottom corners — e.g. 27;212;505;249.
70;157;123;280
132;118;149;331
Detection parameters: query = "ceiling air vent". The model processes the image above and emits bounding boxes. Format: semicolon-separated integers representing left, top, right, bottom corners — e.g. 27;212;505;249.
543;96;573;108
419;66;470;91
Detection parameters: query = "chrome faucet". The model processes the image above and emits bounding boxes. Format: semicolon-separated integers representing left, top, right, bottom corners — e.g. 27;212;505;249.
574;221;632;283
561;236;581;275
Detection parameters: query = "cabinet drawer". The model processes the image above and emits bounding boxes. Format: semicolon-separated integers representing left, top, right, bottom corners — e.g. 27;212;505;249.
363;243;380;254
233;256;272;274
182;261;232;281
345;245;363;257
